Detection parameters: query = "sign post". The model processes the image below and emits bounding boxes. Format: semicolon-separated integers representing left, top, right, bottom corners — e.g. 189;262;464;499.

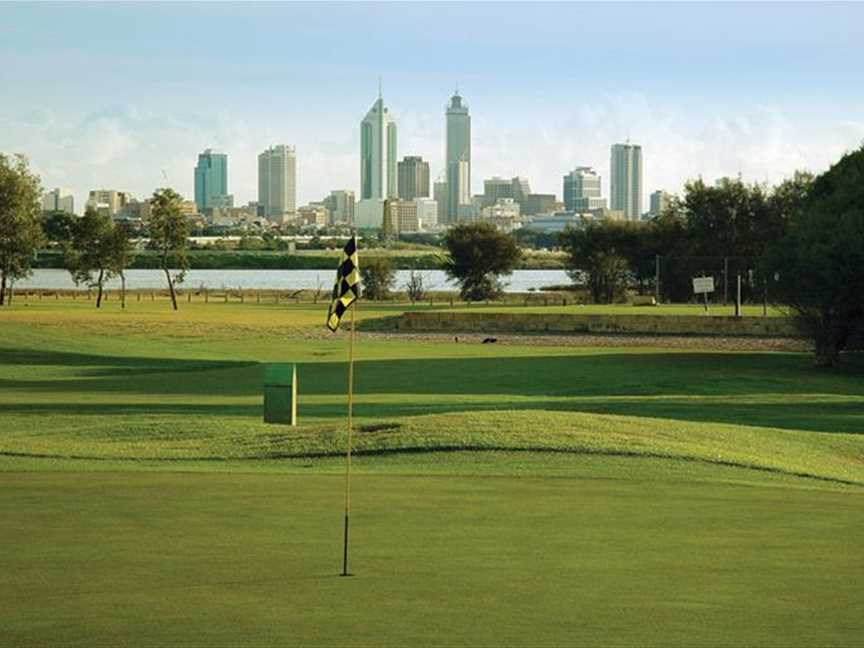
692;276;715;314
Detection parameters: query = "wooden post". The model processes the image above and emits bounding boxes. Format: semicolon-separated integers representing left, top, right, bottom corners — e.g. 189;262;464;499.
735;274;742;318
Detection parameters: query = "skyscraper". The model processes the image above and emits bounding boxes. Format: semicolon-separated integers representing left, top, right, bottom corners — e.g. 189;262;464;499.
610;143;643;220
397;156;430;200
433;178;448;226
446;91;471;223
360;92;397;199
563;166;605;212
258;145;297;223
194;149;230;212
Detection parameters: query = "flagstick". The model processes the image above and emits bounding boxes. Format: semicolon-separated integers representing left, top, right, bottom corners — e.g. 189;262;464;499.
341;298;357;577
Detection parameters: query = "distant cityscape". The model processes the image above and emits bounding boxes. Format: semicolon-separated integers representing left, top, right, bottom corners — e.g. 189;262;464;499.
40;89;675;237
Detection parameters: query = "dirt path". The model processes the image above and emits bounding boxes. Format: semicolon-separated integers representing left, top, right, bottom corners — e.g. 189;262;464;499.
361;331;811;352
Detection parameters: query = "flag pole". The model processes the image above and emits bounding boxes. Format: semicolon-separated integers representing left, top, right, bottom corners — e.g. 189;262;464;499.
341;251;357;577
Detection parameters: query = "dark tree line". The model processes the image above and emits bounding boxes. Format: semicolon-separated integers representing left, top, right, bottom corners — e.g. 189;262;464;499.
560;146;864;366
559;172;815;304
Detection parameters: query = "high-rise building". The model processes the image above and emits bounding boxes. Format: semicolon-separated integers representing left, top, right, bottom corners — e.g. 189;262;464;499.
610;143;643;220
433;179;448;225
563;166;606;212
258;145;297;223
324;190;355;225
649;190;671;218
194;149;231;212
360;92;397;199
41;188;75;214
397;156;430;200
446;91;471;223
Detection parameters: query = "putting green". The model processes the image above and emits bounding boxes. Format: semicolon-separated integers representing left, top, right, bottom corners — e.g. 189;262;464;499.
1;468;862;647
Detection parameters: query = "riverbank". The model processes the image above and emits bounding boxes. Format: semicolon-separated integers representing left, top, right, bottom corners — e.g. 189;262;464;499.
32;248;568;271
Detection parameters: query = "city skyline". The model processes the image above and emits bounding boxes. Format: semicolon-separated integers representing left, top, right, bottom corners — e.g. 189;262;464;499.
2;2;863;211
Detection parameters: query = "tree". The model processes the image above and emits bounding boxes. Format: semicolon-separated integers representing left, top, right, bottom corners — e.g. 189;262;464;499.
442;222;521;301
65;207;132;308
766;146;864;367
0;154;44;306
148;188;189;310
559;220;638;304
42;210;78;243
360;257;396;300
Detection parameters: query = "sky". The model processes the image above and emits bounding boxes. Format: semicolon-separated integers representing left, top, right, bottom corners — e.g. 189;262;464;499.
2;1;863;212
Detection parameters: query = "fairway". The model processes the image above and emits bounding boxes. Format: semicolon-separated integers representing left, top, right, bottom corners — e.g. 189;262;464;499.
2;301;863;646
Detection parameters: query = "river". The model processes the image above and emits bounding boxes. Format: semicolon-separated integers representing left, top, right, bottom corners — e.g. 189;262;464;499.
17;269;573;293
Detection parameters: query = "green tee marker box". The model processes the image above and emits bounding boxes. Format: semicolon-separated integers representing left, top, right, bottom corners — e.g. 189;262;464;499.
263;363;297;425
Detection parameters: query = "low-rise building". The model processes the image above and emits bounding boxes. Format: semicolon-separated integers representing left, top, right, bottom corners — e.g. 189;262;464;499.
384;199;421;235
355;199;385;229
42;188;75;214
87;189;133;218
297;204;330;227
323;190;355;225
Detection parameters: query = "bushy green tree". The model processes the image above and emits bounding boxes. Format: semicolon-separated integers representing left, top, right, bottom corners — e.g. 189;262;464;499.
442;222;521;301
559;220;648;303
766;147;864;367
65;207;133;308
148;188;189;310
360;257;396;300
0;154;44;305
42;210;78;243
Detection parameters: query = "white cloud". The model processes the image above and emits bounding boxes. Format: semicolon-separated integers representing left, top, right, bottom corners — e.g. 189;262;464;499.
2;96;863;215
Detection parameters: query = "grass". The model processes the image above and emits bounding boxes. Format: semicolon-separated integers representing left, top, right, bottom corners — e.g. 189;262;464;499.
1;301;862;646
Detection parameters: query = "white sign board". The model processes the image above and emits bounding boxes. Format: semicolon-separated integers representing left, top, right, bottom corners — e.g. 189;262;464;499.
692;276;715;294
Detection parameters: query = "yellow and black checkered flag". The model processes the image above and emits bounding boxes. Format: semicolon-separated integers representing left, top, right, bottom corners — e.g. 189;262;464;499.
326;236;360;332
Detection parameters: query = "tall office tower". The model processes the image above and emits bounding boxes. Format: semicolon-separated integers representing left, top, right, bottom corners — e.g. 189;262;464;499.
258;145;297;223
397;156;430;200
433;179;448;225
563;166;606;211
610;143;643;220
324;190;355;225
194;149;230;211
360;92;398;199
41;188;75;214
446;91;471;223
